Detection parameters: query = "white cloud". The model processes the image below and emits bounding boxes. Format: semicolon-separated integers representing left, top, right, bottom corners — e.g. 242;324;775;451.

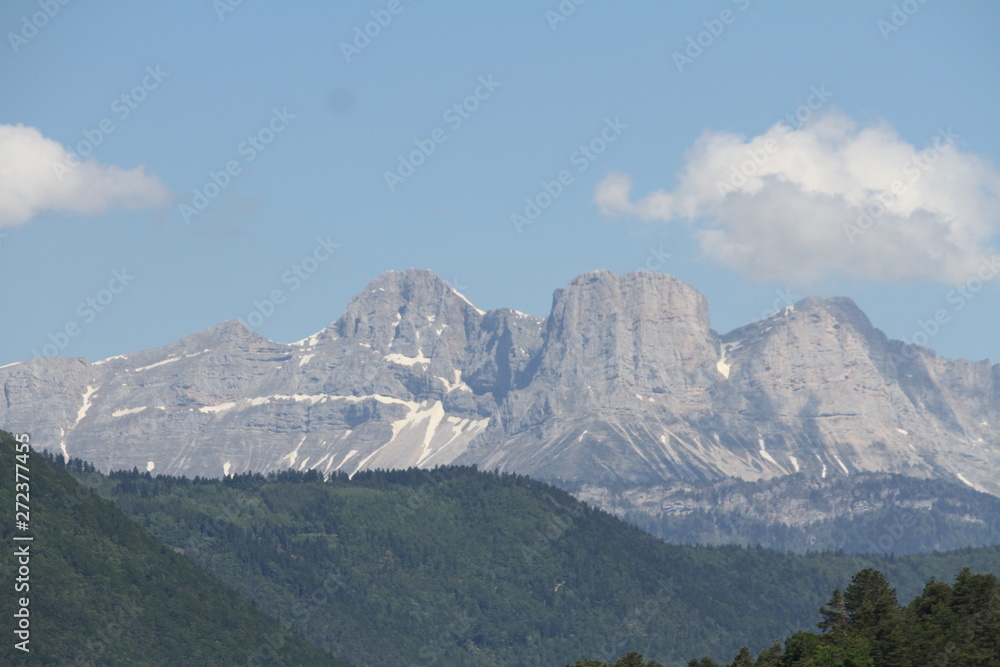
0;123;172;228
595;111;1000;284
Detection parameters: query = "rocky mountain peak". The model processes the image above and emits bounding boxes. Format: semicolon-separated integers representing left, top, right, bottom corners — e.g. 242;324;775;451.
179;318;263;350
793;295;876;333
333;269;484;351
538;270;717;398
1;268;997;498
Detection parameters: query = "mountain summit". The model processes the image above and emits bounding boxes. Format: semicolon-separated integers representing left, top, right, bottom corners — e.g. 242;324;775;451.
2;269;997;499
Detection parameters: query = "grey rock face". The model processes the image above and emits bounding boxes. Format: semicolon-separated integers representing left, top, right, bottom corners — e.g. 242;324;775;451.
2;268;998;500
570;472;1000;554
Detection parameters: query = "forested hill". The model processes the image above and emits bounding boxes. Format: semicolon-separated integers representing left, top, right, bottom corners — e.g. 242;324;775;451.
73;460;1000;666
569;568;1000;666
697;566;1000;666
0;431;345;666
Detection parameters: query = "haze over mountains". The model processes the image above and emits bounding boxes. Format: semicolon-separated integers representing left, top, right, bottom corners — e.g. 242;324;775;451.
2;269;998;521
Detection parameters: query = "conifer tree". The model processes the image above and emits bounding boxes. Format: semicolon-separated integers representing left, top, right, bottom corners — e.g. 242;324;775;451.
818;589;850;633
729;646;754;666
844;568;898;631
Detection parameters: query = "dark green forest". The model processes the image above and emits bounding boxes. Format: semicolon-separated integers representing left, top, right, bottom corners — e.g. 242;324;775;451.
58;452;1000;666
0;431;344;666
6;424;999;666
572;567;1000;666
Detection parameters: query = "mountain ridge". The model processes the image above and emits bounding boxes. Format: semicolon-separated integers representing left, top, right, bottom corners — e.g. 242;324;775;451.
2;268;997;508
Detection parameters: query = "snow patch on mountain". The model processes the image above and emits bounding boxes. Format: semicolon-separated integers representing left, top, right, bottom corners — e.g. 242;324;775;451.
133;357;181;372
75;386;98;426
92;354;127;366
292;331;323;347
385;350;430;366
450;285;485;315
335;449;359;472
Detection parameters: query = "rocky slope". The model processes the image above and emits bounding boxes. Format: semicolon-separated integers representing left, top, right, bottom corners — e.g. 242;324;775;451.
570;472;1000;554
2;269;998;502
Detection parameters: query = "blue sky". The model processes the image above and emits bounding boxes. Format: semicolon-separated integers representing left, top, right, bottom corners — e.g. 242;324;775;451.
2;0;999;366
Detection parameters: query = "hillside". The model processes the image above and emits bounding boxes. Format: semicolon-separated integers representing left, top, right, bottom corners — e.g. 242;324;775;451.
79;462;1000;666
573;472;1000;554
0;431;344;666
570;567;1000;666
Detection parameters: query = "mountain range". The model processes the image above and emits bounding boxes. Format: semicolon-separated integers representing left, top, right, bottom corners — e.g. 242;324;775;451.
3;268;998;534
